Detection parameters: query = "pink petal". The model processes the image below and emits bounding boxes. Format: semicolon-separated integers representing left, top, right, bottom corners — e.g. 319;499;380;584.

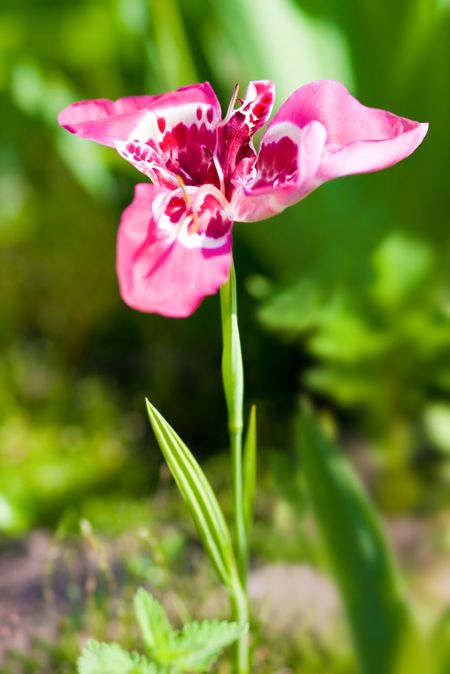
231;80;428;222
58;83;222;188
236;80;275;134
270;80;428;180
58;95;161;147
219;80;275;185
231;120;327;222
117;183;233;317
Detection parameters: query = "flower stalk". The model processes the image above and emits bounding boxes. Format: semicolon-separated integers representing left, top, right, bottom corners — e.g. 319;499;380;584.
220;262;250;674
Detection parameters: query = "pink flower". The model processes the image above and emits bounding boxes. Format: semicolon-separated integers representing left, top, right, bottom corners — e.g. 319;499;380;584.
58;80;428;317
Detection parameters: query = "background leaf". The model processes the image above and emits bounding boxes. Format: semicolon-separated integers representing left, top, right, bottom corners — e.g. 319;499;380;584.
296;401;429;674
431;609;450;674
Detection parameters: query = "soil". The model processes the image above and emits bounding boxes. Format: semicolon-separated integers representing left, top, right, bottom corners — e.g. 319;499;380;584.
1;515;449;663
0;533;59;660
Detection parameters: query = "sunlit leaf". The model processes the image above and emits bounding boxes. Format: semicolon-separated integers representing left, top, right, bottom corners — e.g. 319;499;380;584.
132;588;245;672
209;0;352;98
78;640;158;674
156;620;245;672
424;403;450;454
134;588;174;652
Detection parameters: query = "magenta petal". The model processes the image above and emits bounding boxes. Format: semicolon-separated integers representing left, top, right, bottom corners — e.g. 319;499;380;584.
117;183;233;317
220;80;275;182
319;120;429;180
145;82;221;119
231;120;327;222
58;83;222;187
131;83;221;187
271;80;428;180
226;80;275;137
58;84;219;144
58;96;161;147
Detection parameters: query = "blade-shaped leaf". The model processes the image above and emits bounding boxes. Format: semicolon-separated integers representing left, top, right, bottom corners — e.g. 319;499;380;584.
78;641;158;674
152;620;245;672
134;588;174;652
146;400;238;589
297;401;429;674
243;405;257;537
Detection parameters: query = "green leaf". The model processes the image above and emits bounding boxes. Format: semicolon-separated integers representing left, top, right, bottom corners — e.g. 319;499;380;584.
424;403;450;455
372;233;434;309
132;588;244;673
146;400;238;589
78;641;158;674
258;277;324;334
149;0;198;89
154;620;245;672
297;401;429;674
431;608;450;674
243;405;257;537
134;588;174;652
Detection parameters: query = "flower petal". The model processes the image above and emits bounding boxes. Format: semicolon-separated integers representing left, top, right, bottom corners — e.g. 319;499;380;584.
231;80;428;222
58;95;161;147
59;83;222;188
235;80;275;135
269;80;428;180
231;120;327;222
117;183;233;317
220;80;275;185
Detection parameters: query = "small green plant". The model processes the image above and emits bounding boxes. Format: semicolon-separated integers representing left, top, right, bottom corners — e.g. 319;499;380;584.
60;72;431;674
79;588;245;674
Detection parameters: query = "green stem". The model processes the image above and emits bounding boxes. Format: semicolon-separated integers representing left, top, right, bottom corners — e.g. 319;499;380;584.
220;261;250;674
230;578;250;674
230;425;247;582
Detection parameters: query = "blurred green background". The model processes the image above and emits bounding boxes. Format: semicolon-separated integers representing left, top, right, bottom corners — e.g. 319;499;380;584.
0;0;449;670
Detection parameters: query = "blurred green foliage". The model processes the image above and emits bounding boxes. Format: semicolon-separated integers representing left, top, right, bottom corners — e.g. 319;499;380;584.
0;0;449;531
259;231;450;508
0;344;150;532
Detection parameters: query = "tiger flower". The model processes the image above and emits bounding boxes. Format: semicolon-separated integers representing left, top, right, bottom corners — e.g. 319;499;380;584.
58;80;428;317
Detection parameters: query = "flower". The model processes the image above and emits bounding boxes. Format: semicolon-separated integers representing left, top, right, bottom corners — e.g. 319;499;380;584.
58;80;428;317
